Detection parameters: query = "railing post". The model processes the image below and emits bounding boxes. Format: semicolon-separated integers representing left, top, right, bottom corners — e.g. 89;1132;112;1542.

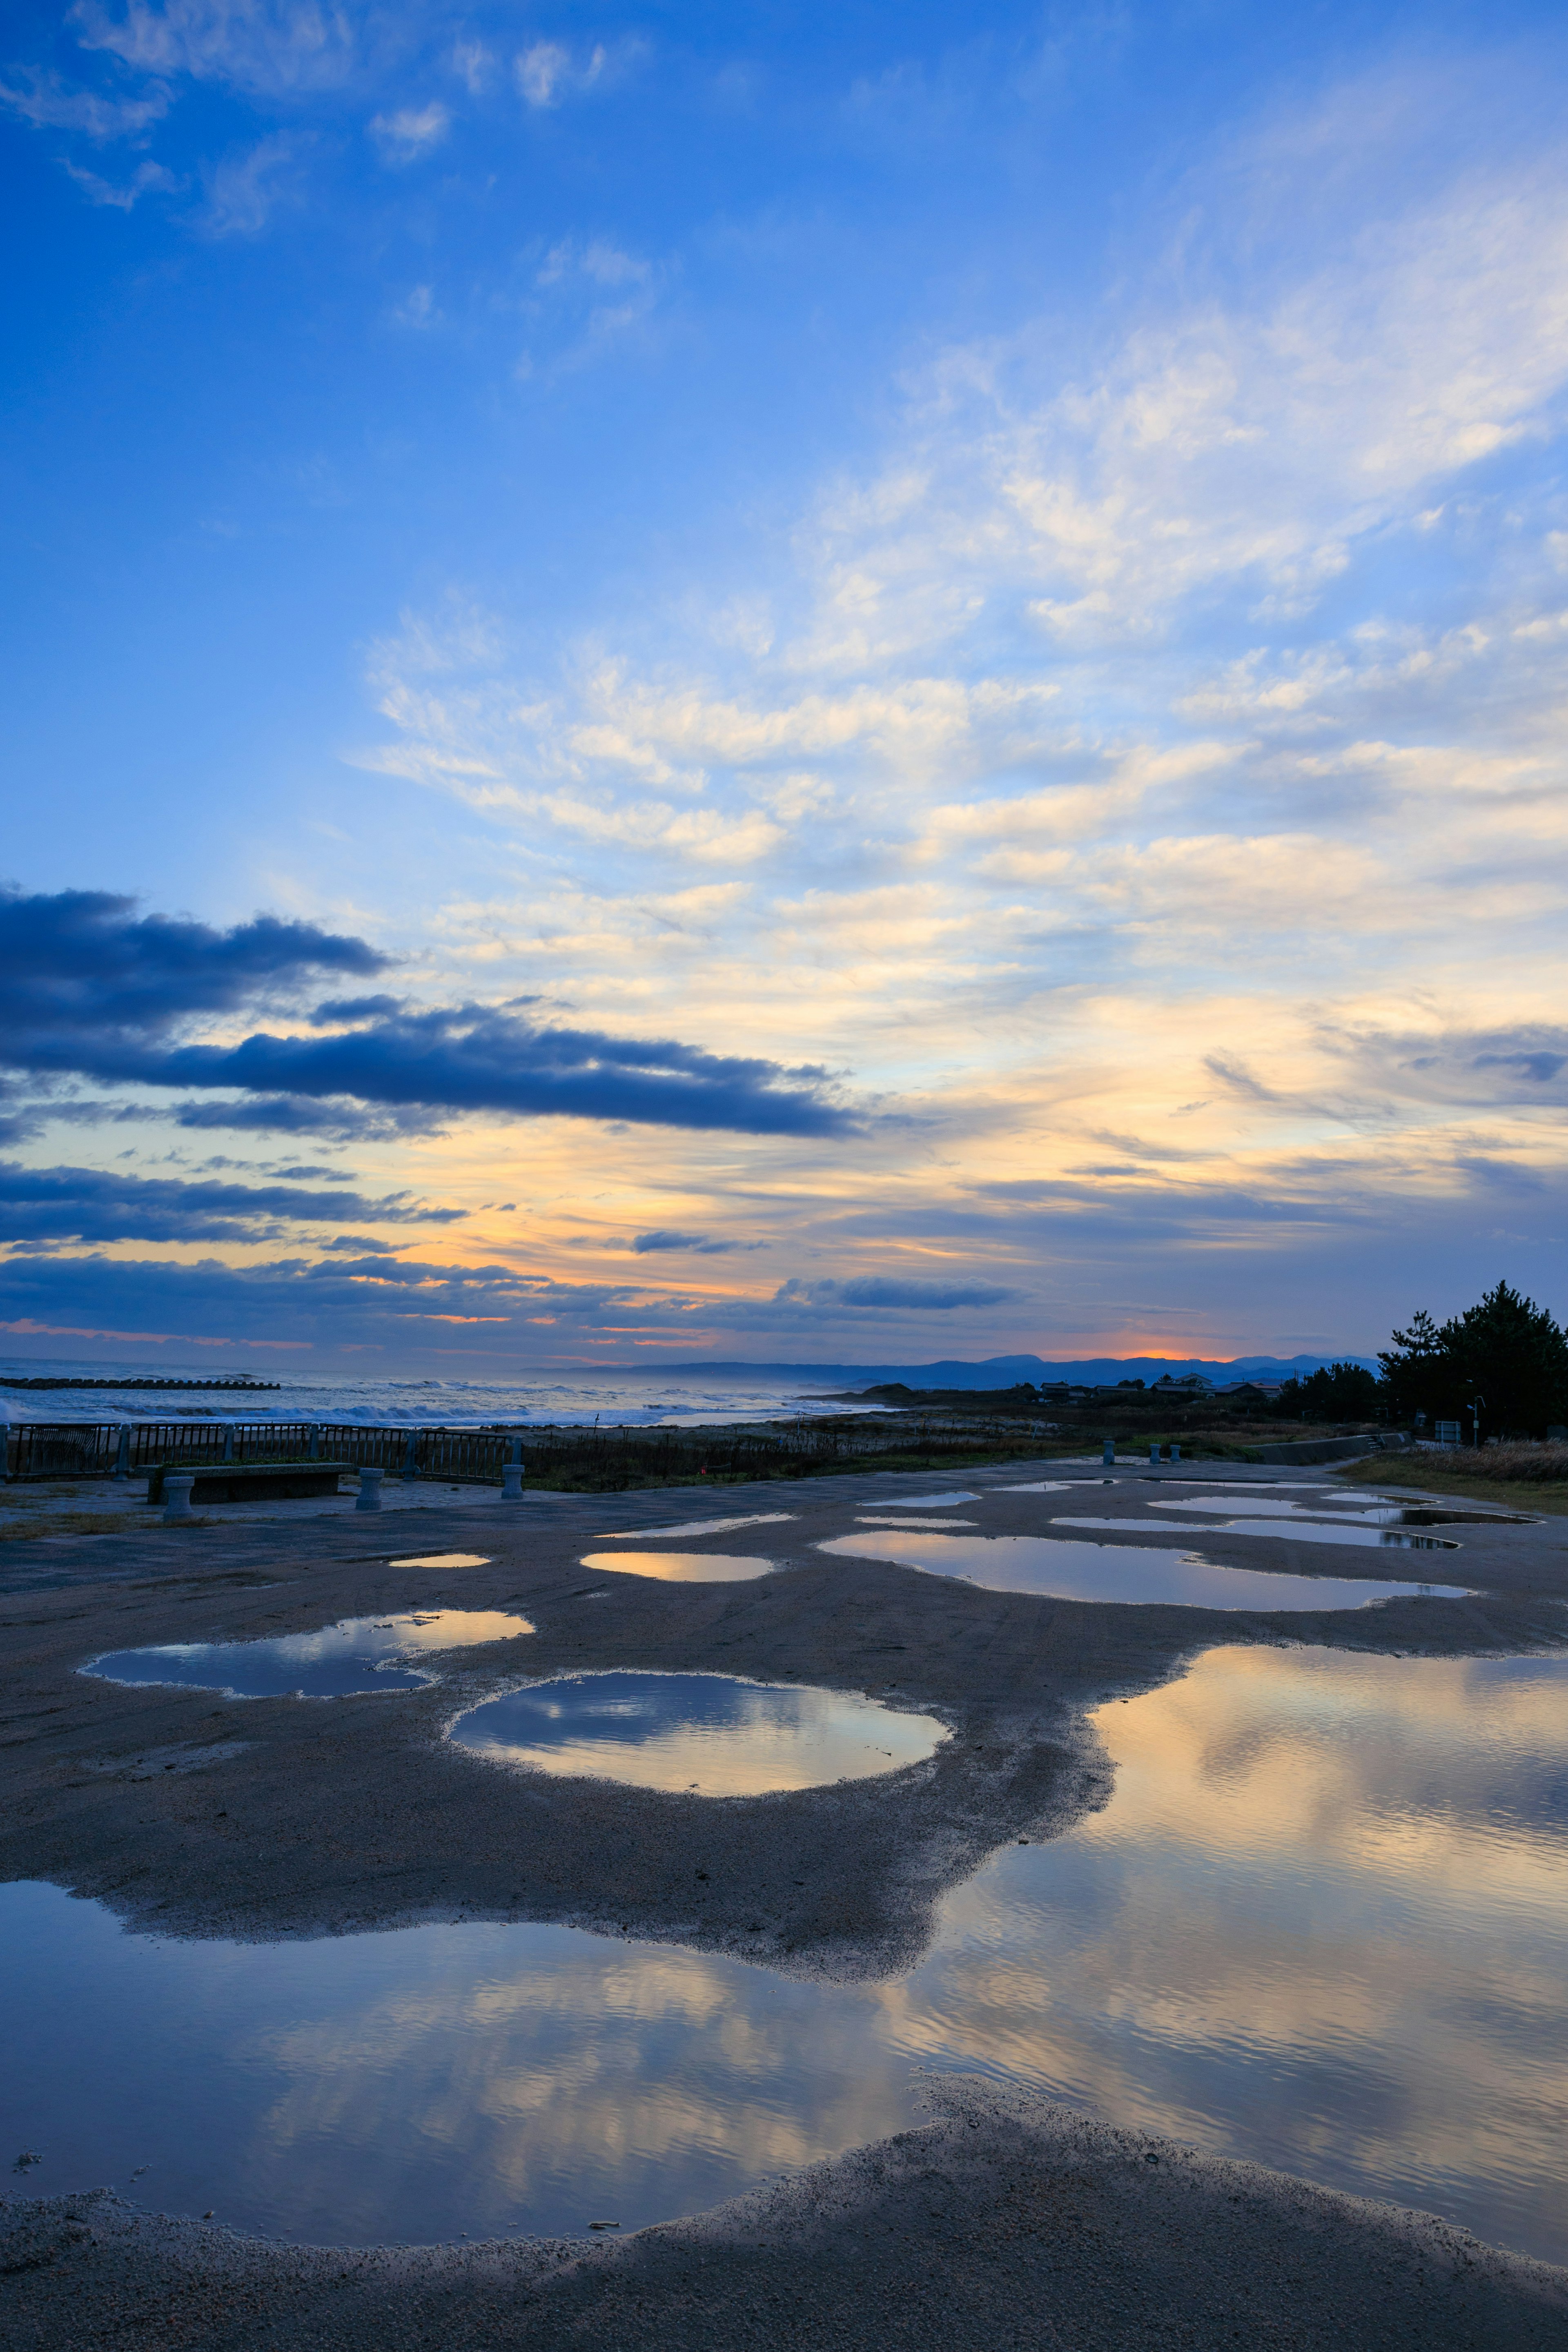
114;1423;131;1479
0;1407;8;1484
162;1473;196;1525
308;1423;320;1461
402;1428;420;1481
222;1424;235;1463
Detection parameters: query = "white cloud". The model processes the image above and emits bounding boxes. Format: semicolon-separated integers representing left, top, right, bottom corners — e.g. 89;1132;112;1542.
201;130;298;235
516;38;606;109
63;154;179;207
68;0;357;96
370;100;449;162
391;283;438;330
0;66;170;138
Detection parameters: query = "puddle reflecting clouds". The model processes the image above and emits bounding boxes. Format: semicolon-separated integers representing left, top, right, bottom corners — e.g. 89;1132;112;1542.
579;1551;778;1584
388;1553;492;1569
81;1610;533;1699
1055;1517;1461;1553
867;1491;980;1509
5;1650;1566;2260
450;1672;948;1794
818;1530;1468;1608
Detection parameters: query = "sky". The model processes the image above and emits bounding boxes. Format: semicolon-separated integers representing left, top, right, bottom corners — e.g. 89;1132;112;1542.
2;0;1567;1374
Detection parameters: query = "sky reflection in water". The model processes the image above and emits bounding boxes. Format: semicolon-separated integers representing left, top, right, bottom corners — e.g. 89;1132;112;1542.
450;1671;947;1795
1053;1517;1460;1553
579;1551;779;1584
387;1553;493;1569
81;1610;533;1699
4;1651;1566;2258
817;1530;1468;1608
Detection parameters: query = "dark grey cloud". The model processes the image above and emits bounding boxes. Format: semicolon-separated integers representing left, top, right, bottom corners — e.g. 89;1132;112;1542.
776;1274;1014;1310
169;1094;449;1140
0;886;853;1138
0;885;385;1053
118;1005;851;1136
0;1161;461;1247
631;1229;757;1254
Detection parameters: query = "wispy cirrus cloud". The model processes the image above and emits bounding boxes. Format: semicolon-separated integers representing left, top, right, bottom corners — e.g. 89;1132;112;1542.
69;0;359;96
370;99;448;162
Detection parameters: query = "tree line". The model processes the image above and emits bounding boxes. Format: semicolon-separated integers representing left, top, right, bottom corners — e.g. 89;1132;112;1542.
1270;1282;1568;1437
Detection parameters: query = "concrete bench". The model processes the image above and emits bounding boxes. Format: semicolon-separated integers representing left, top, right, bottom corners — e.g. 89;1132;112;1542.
145;1461;353;1506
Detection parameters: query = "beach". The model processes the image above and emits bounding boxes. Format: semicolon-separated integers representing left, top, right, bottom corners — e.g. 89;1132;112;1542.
3;1459;1566;2345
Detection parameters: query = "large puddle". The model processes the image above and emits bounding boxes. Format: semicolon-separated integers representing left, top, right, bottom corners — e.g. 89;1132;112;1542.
5;1649;1565;2261
81;1610;534;1699
448;1672;948;1794
816;1530;1468;1609
1053;1517;1461;1552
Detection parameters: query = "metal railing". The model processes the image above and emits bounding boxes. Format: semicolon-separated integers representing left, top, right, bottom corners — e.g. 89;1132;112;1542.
0;1411;1060;1489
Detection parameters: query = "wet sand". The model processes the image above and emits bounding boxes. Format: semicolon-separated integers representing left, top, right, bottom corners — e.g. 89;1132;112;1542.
3;1459;1566;2344
5;2076;1565;2350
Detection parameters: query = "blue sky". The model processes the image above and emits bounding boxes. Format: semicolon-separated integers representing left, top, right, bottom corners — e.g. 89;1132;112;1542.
2;0;1567;1370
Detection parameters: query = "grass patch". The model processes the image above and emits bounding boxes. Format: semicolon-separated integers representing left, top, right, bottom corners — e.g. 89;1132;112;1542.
1331;1454;1568;1517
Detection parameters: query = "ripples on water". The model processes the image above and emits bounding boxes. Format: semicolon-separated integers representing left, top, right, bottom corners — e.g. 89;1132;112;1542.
80;1610;534;1699
449;1671;949;1795
6;1651;1565;2260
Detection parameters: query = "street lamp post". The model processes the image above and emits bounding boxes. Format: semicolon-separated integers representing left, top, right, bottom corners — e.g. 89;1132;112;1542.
1472;1393;1486;1449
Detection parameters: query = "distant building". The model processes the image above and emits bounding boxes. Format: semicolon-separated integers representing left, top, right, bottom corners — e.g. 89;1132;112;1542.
1150;1372;1214;1395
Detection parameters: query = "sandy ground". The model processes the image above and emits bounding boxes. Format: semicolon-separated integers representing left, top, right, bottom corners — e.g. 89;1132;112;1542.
3;1457;1566;2346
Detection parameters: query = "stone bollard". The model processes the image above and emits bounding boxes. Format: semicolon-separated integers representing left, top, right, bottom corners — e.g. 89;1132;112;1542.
1149;1444;1160;1464
162;1474;196;1525
1101;1438;1114;1466
1169;1443;1181;1462
501;1460;525;1501
356;1466;385;1512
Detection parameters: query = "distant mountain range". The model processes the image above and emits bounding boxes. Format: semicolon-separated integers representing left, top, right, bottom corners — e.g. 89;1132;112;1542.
649;1353;1378;1388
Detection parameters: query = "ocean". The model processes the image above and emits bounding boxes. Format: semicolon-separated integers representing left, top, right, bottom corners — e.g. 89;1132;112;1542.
0;1359;869;1430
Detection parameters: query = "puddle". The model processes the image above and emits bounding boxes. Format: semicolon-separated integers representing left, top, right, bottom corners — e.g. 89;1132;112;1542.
995;1481;1082;1493
387;1553;492;1569
448;1671;948;1794
578;1551;778;1584
6;1649;1566;2262
1362;1506;1535;1528
81;1610;534;1699
818;1530;1468;1609
866;1491;980;1509
1085;1515;1461;1552
856;1515;977;1528
601;1514;797;1539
